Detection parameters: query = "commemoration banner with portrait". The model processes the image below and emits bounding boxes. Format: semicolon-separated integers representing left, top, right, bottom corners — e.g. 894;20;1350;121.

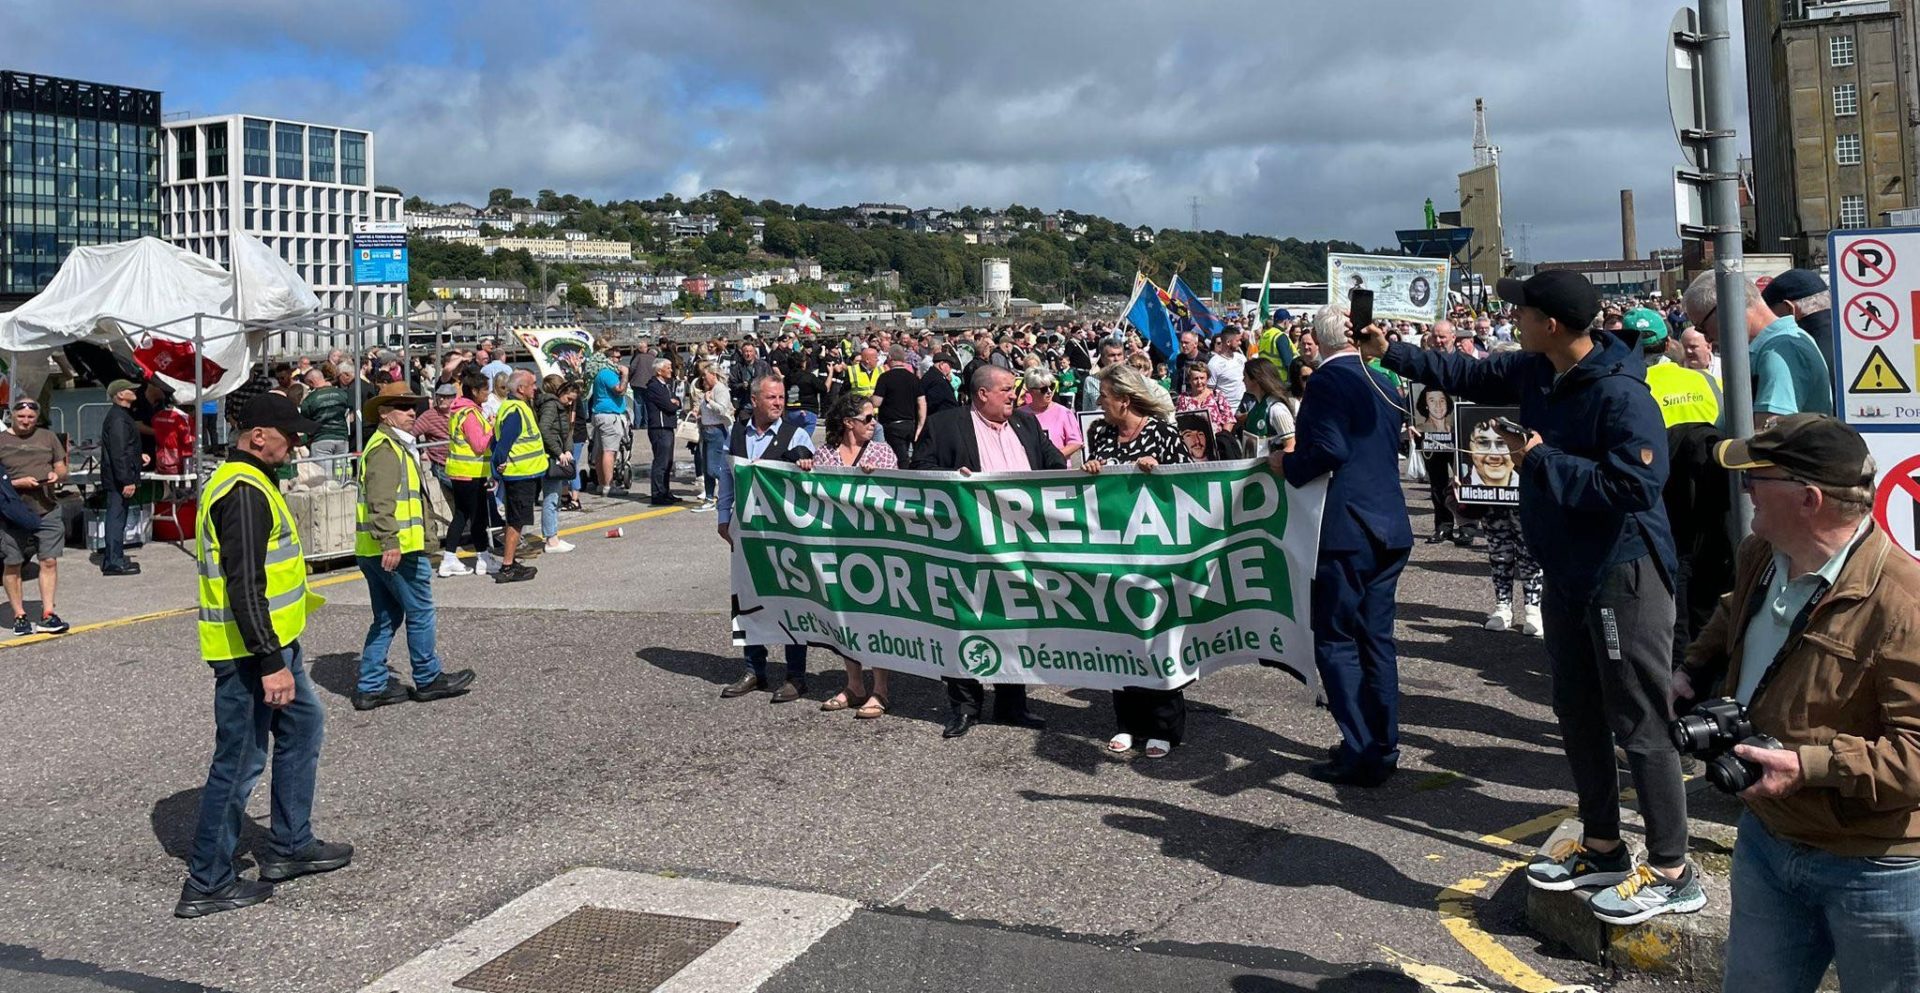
729;460;1327;692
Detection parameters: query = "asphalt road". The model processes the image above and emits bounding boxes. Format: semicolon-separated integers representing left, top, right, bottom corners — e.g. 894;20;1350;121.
0;480;1731;993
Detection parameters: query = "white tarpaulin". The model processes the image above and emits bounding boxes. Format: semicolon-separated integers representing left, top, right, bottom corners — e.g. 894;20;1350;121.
0;235;318;403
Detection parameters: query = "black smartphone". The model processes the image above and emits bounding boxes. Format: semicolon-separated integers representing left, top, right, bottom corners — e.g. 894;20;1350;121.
1493;416;1526;435
1348;289;1375;334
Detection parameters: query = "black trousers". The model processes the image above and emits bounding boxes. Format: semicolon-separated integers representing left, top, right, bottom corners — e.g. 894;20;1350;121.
1112;688;1186;744
102;484;131;568
445;478;491;554
1421;452;1454;530
1540;555;1689;868
945;678;1030;719
647;427;675;500
882;419;915;465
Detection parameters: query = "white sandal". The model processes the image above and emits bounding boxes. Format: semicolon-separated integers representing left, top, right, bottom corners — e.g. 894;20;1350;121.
1143;739;1172;759
1106;733;1134;753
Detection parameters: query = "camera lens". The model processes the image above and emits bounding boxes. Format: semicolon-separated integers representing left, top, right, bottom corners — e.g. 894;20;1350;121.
1707;753;1757;794
1670;713;1718;754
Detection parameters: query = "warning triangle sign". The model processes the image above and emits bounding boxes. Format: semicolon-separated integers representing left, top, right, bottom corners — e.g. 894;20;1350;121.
1849;346;1912;395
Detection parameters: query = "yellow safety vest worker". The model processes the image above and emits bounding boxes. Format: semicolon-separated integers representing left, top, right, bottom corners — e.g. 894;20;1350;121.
445;405;491;480
195;460;325;663
354;428;427;556
848;363;882;398
1257;326;1288;361
493;397;550;478
1645;360;1723;429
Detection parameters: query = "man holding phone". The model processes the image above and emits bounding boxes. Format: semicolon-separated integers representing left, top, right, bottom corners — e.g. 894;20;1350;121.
1370;270;1703;926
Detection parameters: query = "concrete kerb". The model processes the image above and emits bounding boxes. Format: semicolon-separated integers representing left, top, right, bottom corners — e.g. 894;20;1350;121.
357;868;857;993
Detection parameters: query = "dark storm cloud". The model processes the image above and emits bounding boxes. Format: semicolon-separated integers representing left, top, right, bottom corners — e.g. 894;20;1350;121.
0;0;1743;260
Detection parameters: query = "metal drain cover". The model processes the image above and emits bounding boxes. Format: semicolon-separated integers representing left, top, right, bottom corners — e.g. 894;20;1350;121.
454;906;738;993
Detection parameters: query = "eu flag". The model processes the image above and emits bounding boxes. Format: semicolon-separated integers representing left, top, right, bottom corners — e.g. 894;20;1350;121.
1123;274;1180;362
1168;273;1225;339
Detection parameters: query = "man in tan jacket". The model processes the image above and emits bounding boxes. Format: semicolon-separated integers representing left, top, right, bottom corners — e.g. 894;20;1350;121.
1678;414;1920;993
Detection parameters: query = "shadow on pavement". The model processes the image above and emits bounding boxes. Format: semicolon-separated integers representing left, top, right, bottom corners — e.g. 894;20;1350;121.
150;787;265;867
1021;791;1434;913
0;943;235;992
306;652;361;698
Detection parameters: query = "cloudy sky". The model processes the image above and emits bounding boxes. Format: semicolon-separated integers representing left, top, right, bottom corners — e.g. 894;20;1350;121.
3;0;1745;261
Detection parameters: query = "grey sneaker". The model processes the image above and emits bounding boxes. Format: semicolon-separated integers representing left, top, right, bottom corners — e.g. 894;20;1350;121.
1589;863;1707;925
1525;838;1634;891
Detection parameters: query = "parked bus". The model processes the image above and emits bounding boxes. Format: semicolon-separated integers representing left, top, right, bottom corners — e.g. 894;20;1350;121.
1237;282;1327;319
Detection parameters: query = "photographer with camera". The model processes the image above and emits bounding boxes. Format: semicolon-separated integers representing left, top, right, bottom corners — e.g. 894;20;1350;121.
1676;415;1920;993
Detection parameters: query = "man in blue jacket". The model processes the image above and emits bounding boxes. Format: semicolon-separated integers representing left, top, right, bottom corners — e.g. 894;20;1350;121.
1374;270;1704;926
1278;305;1414;787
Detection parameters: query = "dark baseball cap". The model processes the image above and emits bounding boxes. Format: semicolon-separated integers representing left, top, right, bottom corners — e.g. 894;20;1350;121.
933;352;960;366
1761;268;1827;308
1715;414;1874;490
1496;270;1602;333
236;393;319;438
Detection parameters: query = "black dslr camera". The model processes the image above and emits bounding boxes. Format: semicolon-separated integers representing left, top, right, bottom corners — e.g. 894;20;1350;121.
1670;697;1783;794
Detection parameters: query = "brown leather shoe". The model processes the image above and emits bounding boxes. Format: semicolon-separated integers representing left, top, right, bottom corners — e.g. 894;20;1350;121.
770;679;809;704
720;674;766;698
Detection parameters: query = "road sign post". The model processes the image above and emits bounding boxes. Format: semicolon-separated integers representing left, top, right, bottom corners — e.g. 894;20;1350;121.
1672;0;1755;532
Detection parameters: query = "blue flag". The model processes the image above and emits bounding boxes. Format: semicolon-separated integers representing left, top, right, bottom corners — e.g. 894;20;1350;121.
1123;274;1180;362
1168;273;1225;339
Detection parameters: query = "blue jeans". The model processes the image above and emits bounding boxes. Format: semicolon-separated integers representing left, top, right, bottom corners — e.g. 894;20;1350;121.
745;644;807;682
187;643;324;892
701;425;729;499
569;441;587;492
785;409;818;437
1724;811;1920;993
540;476;566;539
355;553;442;693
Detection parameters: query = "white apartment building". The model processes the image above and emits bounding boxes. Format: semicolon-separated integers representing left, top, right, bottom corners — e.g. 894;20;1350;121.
161;114;405;347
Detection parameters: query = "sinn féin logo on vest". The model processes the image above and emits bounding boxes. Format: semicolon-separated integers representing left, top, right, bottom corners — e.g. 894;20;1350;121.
957;636;1002;678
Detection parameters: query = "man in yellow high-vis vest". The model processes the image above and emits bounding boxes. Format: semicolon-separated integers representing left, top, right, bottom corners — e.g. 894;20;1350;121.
352;383;477;712
177;394;346;919
489;370;548;583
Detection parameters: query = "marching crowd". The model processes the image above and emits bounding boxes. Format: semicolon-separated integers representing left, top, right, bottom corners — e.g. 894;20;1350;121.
93;258;1913;991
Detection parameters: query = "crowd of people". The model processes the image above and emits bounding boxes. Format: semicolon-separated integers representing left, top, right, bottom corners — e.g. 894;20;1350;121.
52;258;1907;989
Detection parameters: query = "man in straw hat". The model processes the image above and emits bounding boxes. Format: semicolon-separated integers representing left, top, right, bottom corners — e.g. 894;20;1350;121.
351;382;477;712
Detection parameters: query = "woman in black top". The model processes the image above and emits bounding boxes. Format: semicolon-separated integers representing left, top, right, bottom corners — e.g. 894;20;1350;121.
1081;363;1190;759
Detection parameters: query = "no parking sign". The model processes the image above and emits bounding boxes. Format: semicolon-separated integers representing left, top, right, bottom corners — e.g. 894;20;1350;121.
1874;452;1920;564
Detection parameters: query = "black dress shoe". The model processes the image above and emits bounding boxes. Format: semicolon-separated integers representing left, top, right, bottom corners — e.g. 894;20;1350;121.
351;682;410;712
770;679;809;703
1306;759;1396;788
943;714;979;739
174;878;272;918
411;669;476;702
995;711;1047;730
720;674;766;698
257;839;353;882
102;562;143;576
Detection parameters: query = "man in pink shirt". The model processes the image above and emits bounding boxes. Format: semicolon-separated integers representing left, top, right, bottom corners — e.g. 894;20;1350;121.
910;364;1067;738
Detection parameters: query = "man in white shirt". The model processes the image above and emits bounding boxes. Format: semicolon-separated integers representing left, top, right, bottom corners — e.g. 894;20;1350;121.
1207;329;1248;409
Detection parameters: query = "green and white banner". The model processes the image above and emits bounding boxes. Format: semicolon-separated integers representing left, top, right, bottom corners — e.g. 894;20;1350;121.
729;460;1327;691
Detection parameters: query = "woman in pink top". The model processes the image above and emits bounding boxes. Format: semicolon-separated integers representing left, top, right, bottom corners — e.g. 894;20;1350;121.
440;367;497;577
1174;363;1237;434
813;392;897;719
1017;368;1083;461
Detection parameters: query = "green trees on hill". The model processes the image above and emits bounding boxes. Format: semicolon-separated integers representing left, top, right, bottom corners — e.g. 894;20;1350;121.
411;188;1373;307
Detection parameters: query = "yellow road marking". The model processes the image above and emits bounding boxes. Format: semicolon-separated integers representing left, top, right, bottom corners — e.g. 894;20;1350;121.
0;504;684;650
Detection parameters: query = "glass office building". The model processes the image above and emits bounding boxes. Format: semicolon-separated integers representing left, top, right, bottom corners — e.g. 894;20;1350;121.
0;71;162;302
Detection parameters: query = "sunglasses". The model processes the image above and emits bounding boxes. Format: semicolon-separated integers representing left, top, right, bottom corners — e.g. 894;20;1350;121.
11;402;38;411
850;413;877;424
1739;470;1806;491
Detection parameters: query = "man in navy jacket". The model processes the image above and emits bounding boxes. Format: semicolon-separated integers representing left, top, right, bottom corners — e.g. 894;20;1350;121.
1280;306;1414;787
1374;270;1704;926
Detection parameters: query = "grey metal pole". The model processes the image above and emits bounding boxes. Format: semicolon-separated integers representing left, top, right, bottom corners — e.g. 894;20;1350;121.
193;314;205;488
1700;0;1754;535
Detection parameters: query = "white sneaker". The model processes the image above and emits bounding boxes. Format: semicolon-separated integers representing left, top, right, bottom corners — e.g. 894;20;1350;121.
545;538;576;553
1484;605;1512;632
476;551;503;576
438;553;472;577
689;499;716;513
1521;605;1544;638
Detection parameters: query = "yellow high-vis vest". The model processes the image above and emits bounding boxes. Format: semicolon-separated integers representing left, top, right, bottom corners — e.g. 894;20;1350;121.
1645;361;1723;429
355;429;427;556
848;363;883;398
494;398;549;478
445;405;491;480
195;460;325;663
